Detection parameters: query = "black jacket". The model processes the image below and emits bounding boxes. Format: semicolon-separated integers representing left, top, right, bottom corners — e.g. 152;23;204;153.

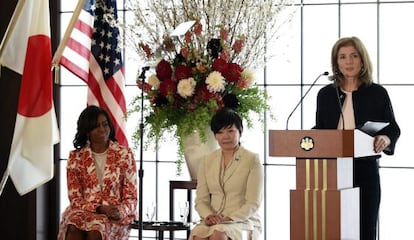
314;83;400;156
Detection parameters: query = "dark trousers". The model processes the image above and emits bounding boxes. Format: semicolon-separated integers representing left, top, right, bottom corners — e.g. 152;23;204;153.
354;158;380;240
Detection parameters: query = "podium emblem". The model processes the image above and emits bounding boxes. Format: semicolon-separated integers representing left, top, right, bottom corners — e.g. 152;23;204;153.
300;136;314;151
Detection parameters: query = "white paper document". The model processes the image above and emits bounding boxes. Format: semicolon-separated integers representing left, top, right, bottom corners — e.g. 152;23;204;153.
358;121;389;136
354;129;379;158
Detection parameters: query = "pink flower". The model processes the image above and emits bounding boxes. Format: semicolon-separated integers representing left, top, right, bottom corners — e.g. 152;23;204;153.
162;35;175;51
137;80;152;93
240;69;255;88
233;39;245;53
180;47;190;59
220;29;228;41
219;50;231;62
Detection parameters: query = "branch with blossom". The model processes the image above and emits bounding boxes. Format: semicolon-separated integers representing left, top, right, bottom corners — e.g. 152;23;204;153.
126;0;294;174
125;0;295;70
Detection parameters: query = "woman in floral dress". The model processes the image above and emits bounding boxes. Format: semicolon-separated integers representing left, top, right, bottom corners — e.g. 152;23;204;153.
58;105;137;240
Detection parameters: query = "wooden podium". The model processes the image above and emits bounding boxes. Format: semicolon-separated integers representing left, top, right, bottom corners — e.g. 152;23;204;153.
269;129;378;240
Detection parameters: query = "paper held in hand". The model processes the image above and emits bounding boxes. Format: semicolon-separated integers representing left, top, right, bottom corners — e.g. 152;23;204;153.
358;121;389;136
354;121;389;158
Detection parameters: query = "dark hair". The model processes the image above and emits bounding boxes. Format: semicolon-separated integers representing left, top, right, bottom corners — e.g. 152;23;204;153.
210;108;243;135
73;105;117;149
330;36;373;85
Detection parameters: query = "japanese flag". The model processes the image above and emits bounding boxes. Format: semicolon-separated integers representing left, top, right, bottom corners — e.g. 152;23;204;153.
0;0;60;195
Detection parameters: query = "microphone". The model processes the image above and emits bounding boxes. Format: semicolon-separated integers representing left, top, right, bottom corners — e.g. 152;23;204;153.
138;66;150;80
285;71;329;130
334;81;345;130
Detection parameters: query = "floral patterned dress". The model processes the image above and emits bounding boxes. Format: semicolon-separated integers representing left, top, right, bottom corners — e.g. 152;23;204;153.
57;141;138;240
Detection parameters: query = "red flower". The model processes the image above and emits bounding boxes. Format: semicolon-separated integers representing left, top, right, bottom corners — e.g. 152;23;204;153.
184;31;192;43
174;64;193;80
139;43;152;58
137;80;152;93
159;78;176;97
212;58;229;74
223;63;242;82
156;59;173;80
194;85;214;103
193;22;202;36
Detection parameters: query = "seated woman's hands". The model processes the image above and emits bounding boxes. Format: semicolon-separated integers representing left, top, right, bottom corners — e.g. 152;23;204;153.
97;205;121;220
204;213;233;226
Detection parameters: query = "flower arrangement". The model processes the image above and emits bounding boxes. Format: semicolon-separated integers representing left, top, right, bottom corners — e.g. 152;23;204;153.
126;0;294;174
131;22;269;174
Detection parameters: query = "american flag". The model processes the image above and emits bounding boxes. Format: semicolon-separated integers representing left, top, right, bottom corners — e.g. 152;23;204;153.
60;0;128;146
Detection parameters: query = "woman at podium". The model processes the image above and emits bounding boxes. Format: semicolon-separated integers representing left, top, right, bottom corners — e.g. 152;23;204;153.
314;36;400;240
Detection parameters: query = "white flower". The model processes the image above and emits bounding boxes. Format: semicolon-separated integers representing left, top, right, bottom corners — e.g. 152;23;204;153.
177;77;196;98
148;74;160;90
241;69;255;87
206;71;226;93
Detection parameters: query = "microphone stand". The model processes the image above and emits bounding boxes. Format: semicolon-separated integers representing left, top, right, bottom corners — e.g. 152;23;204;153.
285;72;329;130
138;66;149;240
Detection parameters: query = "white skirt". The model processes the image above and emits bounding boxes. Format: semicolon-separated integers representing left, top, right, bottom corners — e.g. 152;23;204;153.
189;221;258;240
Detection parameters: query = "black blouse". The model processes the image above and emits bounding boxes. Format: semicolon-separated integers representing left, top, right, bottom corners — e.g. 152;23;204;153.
314;83;400;156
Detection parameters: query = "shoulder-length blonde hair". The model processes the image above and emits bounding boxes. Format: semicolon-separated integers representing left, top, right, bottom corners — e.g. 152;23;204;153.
330;36;373;86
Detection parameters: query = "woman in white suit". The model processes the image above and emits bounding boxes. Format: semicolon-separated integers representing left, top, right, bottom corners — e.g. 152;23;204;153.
190;108;264;240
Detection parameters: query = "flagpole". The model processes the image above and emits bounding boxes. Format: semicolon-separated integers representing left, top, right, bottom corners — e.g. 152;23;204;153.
0;0;25;197
0;169;9;197
51;0;86;75
0;0;25;59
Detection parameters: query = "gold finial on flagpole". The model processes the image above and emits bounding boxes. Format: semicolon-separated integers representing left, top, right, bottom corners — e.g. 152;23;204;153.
53;63;60;85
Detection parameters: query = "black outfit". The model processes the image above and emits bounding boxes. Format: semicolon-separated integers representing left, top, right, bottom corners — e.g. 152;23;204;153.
314;83;400;240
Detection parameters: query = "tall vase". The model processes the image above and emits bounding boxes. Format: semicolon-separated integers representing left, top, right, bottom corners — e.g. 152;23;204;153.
182;126;218;181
